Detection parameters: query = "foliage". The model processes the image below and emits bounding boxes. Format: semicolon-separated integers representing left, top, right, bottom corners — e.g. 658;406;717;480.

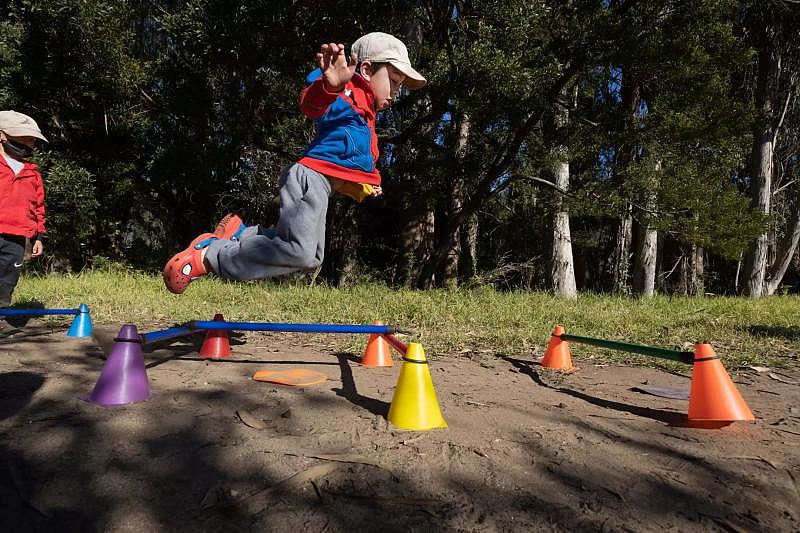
32;151;99;270
1;0;798;293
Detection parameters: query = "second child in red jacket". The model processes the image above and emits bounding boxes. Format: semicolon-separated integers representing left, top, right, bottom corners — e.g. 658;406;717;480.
0;110;47;307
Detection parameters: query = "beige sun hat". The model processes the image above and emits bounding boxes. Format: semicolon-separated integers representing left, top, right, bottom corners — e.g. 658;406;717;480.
0;110;48;142
351;32;426;90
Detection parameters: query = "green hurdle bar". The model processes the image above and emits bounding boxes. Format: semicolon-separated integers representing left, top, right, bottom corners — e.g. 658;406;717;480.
560;333;695;365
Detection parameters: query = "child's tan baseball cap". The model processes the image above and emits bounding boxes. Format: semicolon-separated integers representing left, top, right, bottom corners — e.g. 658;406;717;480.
0;110;48;142
351;32;426;90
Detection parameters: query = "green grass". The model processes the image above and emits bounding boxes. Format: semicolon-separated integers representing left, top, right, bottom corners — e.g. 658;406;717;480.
12;269;800;369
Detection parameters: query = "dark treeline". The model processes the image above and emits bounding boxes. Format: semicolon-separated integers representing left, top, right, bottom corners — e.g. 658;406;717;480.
1;0;798;297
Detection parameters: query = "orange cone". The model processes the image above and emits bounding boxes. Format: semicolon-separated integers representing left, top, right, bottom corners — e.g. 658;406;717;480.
362;321;393;367
200;313;231;359
687;343;754;424
540;325;574;370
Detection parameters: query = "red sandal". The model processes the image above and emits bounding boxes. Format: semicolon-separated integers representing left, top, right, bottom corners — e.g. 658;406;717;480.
214;213;246;241
162;233;215;294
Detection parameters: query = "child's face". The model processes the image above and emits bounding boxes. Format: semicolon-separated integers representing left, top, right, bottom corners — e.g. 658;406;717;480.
0;134;37;161
364;63;406;111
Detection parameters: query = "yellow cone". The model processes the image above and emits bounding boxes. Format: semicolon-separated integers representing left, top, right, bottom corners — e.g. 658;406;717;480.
387;343;447;430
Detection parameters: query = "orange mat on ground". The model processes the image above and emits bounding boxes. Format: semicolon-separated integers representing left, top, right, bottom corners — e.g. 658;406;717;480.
252;369;327;387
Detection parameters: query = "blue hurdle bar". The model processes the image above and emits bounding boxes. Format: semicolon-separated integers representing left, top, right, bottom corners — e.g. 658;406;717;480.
140;321;409;345
0;308;79;316
0;304;92;337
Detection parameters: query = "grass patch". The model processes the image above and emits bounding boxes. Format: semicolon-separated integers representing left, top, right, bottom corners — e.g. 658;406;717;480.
12;270;800;369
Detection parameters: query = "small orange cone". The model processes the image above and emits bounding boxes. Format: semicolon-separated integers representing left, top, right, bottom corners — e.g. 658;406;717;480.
541;325;574;370
362;321;393;367
200;313;231;359
688;343;754;424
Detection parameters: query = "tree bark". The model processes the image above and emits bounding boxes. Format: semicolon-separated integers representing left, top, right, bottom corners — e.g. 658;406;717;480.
442;114;471;288
611;205;633;294
765;206;800;295
633;161;660;297
633;222;658;297
550;89;577;300
743;38;778;298
460;213;478;280
690;244;704;296
399;208;435;287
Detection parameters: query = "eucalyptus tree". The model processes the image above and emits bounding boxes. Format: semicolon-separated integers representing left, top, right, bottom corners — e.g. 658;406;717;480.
583;0;765;295
401;0;635;290
740;0;800;297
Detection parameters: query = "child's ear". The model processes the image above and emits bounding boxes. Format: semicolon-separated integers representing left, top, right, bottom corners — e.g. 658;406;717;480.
358;60;373;81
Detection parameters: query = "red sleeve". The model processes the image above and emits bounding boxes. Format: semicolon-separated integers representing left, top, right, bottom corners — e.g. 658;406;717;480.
299;78;342;119
35;174;46;235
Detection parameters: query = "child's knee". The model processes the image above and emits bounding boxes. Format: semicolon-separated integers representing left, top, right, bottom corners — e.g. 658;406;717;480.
295;253;322;269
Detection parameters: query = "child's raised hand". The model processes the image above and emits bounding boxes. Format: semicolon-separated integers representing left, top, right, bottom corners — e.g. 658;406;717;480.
370;185;383;197
316;43;357;93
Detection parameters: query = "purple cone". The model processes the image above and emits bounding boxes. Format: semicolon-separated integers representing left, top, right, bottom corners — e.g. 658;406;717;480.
83;324;150;406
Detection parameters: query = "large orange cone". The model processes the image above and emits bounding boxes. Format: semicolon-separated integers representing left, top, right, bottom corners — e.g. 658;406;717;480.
200;313;231;359
541;325;574;370
362;321;393;367
688;343;754;424
387;343;447;430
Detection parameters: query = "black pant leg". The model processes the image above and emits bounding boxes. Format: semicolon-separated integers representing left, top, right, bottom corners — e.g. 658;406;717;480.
0;235;26;308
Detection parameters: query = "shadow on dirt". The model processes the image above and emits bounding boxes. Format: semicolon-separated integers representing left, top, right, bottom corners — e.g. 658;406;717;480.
1;336;796;532
331;353;390;417
503;356;690;427
0;337;447;532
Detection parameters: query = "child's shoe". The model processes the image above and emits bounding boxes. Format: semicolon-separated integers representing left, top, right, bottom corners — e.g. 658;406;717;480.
214;213;246;241
163;233;215;294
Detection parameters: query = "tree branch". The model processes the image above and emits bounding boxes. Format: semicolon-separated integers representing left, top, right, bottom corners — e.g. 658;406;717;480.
771;77;795;147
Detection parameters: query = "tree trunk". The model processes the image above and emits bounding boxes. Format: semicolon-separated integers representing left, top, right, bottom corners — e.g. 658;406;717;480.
550;89;577;300
399;208;435;287
460;213;478;280
765;207;800;295
610;76;641;295
442;114;471;288
690;245;704;296
633;161;660;297
633;222;658;297
743;43;778;298
611;205;633;294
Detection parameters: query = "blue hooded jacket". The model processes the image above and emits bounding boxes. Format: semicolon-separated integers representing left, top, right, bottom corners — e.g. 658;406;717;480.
297;69;381;185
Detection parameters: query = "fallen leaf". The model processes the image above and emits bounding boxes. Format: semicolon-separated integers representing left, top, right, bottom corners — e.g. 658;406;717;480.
768;373;799;385
747;366;770;373
236;409;266;429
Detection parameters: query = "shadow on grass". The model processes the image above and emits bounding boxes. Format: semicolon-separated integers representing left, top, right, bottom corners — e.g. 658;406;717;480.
743;324;800;341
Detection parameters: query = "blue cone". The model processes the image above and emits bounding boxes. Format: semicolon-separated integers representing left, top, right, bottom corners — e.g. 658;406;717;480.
67;304;93;337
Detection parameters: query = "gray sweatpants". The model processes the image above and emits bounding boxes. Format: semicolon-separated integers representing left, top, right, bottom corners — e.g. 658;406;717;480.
204;163;332;280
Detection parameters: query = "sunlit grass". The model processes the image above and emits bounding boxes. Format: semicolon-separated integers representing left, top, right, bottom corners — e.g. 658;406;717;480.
13;269;800;369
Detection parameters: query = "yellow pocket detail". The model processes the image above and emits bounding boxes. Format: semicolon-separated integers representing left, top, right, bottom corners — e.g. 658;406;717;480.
335;181;374;202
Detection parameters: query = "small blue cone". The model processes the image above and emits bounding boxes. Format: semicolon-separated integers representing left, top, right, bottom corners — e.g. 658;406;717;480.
67;304;93;337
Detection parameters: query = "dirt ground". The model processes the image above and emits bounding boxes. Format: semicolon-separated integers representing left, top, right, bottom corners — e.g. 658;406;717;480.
1;321;799;533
